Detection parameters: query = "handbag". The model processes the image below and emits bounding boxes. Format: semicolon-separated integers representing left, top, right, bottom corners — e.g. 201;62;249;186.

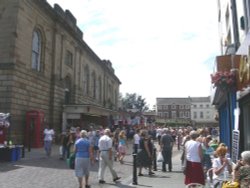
157;151;164;162
222;181;239;188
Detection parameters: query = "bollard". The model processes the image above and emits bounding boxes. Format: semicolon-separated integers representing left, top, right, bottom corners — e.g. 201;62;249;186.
22;145;25;158
153;148;157;171
132;153;138;185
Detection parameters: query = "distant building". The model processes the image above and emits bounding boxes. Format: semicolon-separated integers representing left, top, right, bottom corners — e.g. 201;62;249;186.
190;97;218;127
156;97;218;127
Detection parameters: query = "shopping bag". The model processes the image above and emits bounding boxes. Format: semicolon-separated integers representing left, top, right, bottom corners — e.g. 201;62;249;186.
66;153;75;169
222;181;239;188
157;151;163;162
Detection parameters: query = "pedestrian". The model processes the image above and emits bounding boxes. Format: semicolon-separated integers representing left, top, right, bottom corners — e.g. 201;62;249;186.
93;130;100;161
43;124;55;157
75;126;81;141
74;130;94;188
233;150;250;187
160;128;174;172
156;127;163;145
113;128;120;161
98;128;121;184
60;127;71;160
133;129;140;154
118;130;128;164
137;130;154;176
212;145;233;187
201;135;214;181
184;130;205;186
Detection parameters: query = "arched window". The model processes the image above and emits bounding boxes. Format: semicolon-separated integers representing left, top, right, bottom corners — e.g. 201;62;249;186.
31;30;42;71
83;66;89;95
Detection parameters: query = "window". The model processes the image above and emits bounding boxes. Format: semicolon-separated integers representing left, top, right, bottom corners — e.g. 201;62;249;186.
180;105;184;109
193;112;197;119
193;104;197;108
164;112;169;118
65;50;73;66
200;104;203;108
185;105;190;109
91;72;96;98
171;111;176;118
180;111;184;118
200;111;204;119
83;66;90;95
64;76;71;104
32;30;42;71
97;77;102;102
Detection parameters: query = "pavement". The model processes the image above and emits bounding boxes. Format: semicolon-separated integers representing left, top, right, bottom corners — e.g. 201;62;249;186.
0;141;186;188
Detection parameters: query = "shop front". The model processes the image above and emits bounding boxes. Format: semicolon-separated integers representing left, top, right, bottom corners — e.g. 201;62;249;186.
236;54;250;152
211;55;239;150
62;104;119;131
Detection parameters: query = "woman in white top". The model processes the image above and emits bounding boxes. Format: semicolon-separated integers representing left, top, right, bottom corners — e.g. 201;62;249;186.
212;145;232;187
184;130;205;186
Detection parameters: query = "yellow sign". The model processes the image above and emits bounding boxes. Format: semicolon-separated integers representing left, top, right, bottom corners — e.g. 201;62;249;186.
239;55;250;83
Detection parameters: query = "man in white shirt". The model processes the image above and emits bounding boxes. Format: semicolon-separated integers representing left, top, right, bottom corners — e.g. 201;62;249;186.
98;128;121;184
44;124;55;157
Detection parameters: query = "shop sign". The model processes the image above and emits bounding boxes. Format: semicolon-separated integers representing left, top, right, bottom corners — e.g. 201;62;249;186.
237;55;250;90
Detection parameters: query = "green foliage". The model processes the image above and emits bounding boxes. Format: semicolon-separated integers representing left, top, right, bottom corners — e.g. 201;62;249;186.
121;93;148;112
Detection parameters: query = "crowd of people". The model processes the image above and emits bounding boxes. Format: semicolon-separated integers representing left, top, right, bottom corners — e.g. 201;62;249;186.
43;124;250;188
179;127;250;188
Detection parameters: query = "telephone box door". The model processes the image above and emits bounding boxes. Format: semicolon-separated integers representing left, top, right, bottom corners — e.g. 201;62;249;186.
25;110;44;148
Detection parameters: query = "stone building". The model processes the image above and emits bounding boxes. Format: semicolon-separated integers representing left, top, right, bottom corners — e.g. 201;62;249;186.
0;0;121;144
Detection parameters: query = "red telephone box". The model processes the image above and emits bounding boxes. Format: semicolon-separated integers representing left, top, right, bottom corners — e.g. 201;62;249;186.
25;110;44;148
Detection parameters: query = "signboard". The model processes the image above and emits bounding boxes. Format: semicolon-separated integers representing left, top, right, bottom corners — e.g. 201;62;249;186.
232;130;240;163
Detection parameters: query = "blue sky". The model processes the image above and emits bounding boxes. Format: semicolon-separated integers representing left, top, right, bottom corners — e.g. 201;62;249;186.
47;0;220;108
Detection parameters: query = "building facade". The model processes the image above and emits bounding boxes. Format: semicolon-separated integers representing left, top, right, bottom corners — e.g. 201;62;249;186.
0;0;121;144
156;97;217;127
190;97;218;127
212;0;250;158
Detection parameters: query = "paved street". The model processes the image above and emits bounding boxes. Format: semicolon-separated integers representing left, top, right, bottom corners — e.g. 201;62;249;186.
0;142;186;188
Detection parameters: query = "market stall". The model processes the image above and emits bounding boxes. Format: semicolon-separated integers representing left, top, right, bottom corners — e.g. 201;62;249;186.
0;113;23;162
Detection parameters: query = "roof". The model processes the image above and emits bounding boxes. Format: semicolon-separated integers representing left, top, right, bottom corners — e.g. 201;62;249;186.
189;96;210;103
156;98;191;105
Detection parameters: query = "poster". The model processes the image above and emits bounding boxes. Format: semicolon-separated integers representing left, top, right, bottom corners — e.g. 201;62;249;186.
232;130;240;163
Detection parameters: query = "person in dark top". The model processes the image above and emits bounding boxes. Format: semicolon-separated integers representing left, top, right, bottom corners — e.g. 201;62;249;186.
160;128;174;172
137;130;155;176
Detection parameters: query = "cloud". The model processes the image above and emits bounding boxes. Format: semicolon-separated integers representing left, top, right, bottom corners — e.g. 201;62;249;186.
47;0;220;107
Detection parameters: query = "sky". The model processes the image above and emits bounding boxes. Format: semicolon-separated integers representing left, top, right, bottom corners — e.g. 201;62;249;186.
47;0;220;108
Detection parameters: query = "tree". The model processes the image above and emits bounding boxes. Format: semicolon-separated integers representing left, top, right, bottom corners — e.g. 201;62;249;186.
121;93;149;112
